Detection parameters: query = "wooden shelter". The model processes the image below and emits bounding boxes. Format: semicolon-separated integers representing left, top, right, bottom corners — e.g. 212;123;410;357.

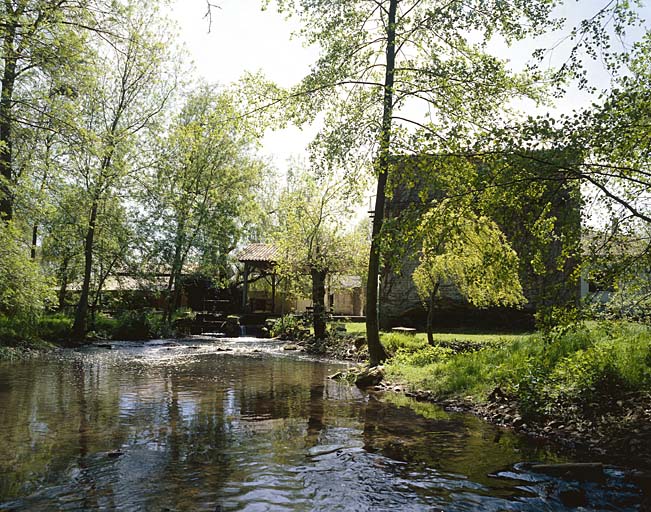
237;243;281;313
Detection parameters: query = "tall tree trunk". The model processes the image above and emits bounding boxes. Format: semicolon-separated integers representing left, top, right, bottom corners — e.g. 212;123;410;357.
311;266;327;341
0;24;17;222
170;273;183;317
31;224;38;259
426;281;440;346
164;240;183;323
366;0;397;366
58;258;70;311
72;199;99;340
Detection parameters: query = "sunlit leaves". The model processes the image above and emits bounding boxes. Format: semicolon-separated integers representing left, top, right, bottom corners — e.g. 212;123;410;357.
413;200;524;309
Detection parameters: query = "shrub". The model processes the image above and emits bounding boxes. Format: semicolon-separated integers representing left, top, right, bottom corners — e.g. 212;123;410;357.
113;310;154;340
381;332;428;354
0;314;29;345
0;223;54;319
92;313;119;339
270;315;309;339
392;345;454;367
37;313;73;342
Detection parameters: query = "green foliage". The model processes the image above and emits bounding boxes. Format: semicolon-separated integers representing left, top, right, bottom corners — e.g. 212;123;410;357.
112;310;172;341
272;170;365;292
385;321;651;418
0;313;72;347
91;313;119;340
381;332;429;355
413;201;525;309
0;223;54;321
0;315;32;345
269;315;309;339
392;345;454;367
146;85;266;292
36;314;73;343
112;311;150;341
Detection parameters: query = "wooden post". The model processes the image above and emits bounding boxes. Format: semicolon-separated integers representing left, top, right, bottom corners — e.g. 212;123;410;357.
242;262;249;311
271;272;276;314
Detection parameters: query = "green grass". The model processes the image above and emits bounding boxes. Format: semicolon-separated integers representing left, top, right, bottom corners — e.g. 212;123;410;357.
384;320;651;418
341;322;366;335
340;321;527;346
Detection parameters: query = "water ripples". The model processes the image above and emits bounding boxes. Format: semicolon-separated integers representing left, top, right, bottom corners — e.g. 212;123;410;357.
0;339;646;511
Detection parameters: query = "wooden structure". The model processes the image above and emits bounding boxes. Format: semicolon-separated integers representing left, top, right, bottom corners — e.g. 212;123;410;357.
237;243;281;313
237;243;366;316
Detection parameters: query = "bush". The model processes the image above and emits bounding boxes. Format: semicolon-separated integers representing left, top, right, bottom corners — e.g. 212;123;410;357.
0;223;54;319
270;315;309;339
37;313;73;342
381;332;428;354
113;310;154;340
549;344;626;404
92;313;119;339
392;345;453;367
0;314;30;345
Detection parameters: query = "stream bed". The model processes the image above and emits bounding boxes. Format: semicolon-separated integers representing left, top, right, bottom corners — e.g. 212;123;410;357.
0;337;646;511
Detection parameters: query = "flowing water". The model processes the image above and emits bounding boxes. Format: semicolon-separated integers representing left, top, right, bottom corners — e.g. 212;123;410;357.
0;338;645;511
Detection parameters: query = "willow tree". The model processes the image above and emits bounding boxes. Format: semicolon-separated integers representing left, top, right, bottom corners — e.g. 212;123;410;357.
264;0;564;365
413;200;524;344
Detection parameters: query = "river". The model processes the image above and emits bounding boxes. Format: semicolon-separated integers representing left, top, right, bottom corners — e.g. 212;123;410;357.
0;337;645;511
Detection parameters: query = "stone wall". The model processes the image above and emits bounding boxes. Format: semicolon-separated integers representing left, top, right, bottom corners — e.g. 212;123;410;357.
379;153;582;330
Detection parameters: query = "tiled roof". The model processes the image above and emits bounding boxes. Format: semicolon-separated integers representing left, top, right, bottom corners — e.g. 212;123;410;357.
237;243;280;263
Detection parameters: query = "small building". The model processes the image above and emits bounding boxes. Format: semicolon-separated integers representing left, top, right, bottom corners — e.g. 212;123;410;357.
379;152;582;329
237;243;365;317
238;243;283;314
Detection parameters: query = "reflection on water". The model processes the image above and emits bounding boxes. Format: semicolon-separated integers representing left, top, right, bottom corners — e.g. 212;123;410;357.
0;339;644;511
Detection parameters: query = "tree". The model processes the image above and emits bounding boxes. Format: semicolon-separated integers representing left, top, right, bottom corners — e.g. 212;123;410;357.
0;0;111;222
0;221;52;322
474;28;651;324
70;1;176;339
263;0;568;364
413;200;524;344
40;185;85;311
273;171;363;340
145;85;265;322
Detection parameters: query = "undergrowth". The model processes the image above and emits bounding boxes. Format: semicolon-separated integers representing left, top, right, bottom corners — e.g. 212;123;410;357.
384;321;651;419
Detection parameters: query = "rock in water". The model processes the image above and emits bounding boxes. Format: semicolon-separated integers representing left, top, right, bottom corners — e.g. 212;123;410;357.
559;487;588;507
354;366;384;388
529;463;605;482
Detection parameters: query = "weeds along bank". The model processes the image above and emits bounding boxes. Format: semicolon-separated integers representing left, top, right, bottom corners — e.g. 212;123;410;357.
0;310;176;358
381;321;651;466
383;321;650;406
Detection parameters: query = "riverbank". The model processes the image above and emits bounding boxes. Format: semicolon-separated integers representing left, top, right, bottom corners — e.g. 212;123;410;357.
329;320;651;471
0;340;58;361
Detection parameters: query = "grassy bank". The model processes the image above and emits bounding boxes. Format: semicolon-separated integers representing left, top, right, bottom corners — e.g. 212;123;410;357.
378;321;651;463
383;321;651;412
0;310;176;358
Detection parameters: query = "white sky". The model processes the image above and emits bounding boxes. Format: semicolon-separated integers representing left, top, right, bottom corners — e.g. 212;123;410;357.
169;1;650;177
170;1;319;171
